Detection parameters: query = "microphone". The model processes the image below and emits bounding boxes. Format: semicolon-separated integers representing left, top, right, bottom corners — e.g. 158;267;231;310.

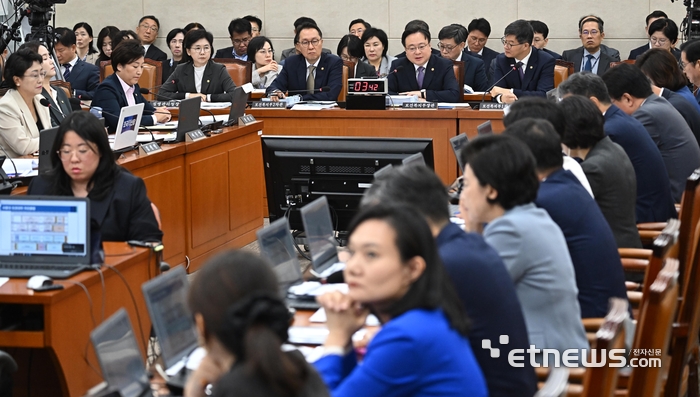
269;86;332;96
39;98;51;108
386;65;404;76
142;88;222;132
142;79;178;101
71;98;159;143
481;64;518;107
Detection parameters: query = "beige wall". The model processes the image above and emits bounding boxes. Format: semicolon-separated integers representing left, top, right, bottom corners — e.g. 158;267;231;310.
53;0;687;60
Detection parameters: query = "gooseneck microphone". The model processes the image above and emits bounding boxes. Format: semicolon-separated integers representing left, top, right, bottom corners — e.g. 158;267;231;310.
39;98;51;108
269;86;332;96
481;64;519;106
142;88;221;130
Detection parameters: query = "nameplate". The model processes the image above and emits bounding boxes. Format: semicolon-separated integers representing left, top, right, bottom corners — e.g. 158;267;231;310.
251;101;286;109
186;129;207;142
239;114;257;126
402;102;438;110
139;141;162;155
479;102;507;110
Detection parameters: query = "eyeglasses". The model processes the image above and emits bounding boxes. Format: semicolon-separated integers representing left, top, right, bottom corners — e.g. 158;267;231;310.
581;29;600;36
23;71;47;80
437;43;458;52
350;28;365;36
468;36;488;45
139;24;158;32
190;46;211;53
57;147;94;161
257;49;274;55
501;37;525;48
650;37;669;45
232;37;250;46
406;43;429;53
341;54;358;62
300;39;321;47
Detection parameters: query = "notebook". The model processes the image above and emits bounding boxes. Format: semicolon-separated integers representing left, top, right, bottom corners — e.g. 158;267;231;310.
300;196;344;278
0;196;90;278
38;127;59;176
110;103;145;151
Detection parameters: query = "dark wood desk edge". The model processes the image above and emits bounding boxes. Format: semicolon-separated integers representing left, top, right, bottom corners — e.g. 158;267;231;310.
184;120;263;153
248;108;460;119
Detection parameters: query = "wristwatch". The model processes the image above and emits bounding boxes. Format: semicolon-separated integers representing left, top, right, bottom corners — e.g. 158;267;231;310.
420;89;426;99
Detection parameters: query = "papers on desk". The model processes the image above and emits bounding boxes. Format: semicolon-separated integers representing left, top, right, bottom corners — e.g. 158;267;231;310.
288;326;367;346
149;122;178;130
201;102;231;109
164;346;206;376
291;102;337;110
2;158;38;177
438;103;472;109
288;282;348;296
0;278;8;289
200;115;229;123
252;88;266;95
386;95;418;106
309;308;380;326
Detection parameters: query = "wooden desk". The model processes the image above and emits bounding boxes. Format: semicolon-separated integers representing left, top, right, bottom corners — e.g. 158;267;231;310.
249;91;490;102
0;242;153;397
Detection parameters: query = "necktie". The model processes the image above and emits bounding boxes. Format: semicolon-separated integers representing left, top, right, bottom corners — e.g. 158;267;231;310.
516;61;524;81
307;65;315;94
416;66;425;88
63;63;71;79
583;54;594;72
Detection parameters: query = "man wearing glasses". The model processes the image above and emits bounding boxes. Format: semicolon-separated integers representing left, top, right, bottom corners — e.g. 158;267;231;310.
490;20;555;104
388;25;460;102
136;15;167;62
214;18;252;61
467;18;500;84
267;23;342;101
437;23;489;92
562;16;616;75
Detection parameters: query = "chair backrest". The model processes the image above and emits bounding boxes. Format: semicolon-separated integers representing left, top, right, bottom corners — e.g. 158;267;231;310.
534;367;569;397
99;59;161;101
451;60;465;103
553;65;569;88
212;58;252;87
610;59;636;68
50;80;72;98
338;61;353;102
627;258;680;397
554;60;575;77
678;169;700;280
640;219;680;301
99;60;111;82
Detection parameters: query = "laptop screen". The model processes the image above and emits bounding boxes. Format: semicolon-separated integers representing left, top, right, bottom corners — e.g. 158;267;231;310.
0;196;89;263
450;133;469;174
300;196;339;274
257;217;303;295
39;127;59;176
141;266;198;370
228;88;248;123
176;97;202;141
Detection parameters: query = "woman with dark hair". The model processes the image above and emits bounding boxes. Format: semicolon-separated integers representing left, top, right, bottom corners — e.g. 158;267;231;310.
163;28;186;83
74;22;99;64
648;18;680;60
314;204;487;396
337;34;376;78
0;49;50;157
95;25;119;66
184;22;205;32
185;250;329;397
637;47;700;118
159;29;236;102
27;111;162;242
247;36;281;89
360;28;395;77
110;30;138;52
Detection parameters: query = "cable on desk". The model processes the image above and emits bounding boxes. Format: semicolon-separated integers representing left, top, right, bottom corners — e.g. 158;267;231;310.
103;264;148;355
61;280;96;329
92;267;106;323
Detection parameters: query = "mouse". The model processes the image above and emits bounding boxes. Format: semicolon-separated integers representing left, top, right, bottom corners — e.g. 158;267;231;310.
27;275;54;290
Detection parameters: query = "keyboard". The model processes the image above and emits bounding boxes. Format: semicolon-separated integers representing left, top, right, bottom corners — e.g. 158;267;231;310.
0;263;87;279
150;100;180;108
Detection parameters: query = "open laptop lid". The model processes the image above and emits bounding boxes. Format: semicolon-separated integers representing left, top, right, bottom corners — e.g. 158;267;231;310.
0;196;90;265
39;127;59;176
450;133;469;174
227;88;248;124
477;120;493;136
176;97;202;142
113;103;145;150
300;196;339;274
141;266;198;370
90;308;149;397
402;152;425;166
256;217;303;296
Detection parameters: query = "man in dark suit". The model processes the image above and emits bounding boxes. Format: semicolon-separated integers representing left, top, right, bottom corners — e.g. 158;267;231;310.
490;20;555;104
467;18;500;84
529;20;561;60
213;18;252;61
279;17;332;61
54;28;100;99
628;10;668;60
393;20;441;59
561;16;615;76
437;24;489;92
387;25;460;102
267;23;342;101
136;15;167;62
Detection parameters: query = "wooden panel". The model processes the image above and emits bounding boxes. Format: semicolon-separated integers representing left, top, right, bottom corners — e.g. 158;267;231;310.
187;152;230;249
228;140;263;233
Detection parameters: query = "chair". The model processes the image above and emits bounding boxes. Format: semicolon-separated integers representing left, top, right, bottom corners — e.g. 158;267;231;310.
535;367;569;397
610;60;636;68
553;65;569;88
100;59;162;101
0;350;16;397
555;60;575;77
339;60;355;102
212;58;252;87
99;60;111;82
50;80;73;98
451;60;464;102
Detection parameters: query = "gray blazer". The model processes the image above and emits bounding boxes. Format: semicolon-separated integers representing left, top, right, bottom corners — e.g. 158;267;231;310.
483;203;589;359
561;46;616;75
633;95;700;202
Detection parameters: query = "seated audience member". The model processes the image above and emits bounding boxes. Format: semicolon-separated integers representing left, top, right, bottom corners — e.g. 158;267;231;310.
243;15;262;37
394;20;441;59
163;28;186;84
558;73;677;223
504;118;628;317
214;18;252;60
28;112;162;242
314;204;488;397
20;42;72;128
160;29;236;102
184;22;205;32
561;16;615;75
280;17;332;61
529;20;561;59
647;18;681;60
577;15;621;61
91;39;171;132
458;134;589;361
559;96;641;248
337;35;375;78
387;25;460;102
0;49;50;157
360;28;396;77
490;20;555;103
438;24;489;92
137;15;167;62
266;23;342;101
602;63;700;202
54;27;100;99
185;250;329;397
111;29;138;51
361;165;536;397
629;10;669;59
95;25;119;66
682;40;700;106
467;18;500;83
73;22;99;64
248;36;283;89
349;18;371;38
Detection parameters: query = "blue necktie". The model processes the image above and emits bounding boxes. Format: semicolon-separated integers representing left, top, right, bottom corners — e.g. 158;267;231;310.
583;55;594;72
416;66;425;88
63;63;71;79
516;62;524;81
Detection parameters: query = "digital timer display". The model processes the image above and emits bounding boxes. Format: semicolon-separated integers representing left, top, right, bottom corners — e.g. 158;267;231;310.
347;78;388;95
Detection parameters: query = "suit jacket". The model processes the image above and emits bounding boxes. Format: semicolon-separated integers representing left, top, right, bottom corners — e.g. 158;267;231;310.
662;88;700;146
213;46;250;60
492;47;555;98
633;94;700;202
628;43;650;60
42;87;72;127
266;53;343;101
387;55;460;102
470;46;499;84
535;168;628;318
354;61;376;78
91;74;156;133
600;44;621;61
561;46;615;75
144;44;167;62
162;59;179;84
279;47;331;61
483;203;589;358
28;169;163;242
0;89;51;157
65;58;100;99
459;51;489;92
159;61;237;102
541;47;562;60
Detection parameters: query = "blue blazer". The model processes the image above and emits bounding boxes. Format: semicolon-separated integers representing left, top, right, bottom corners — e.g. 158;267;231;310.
65;58;100;99
91;74;156;133
492;47;555;98
266;53;343;101
387;55;460;102
459;51;489;92
662;88;700;147
541;47;562;60
470;46;500;84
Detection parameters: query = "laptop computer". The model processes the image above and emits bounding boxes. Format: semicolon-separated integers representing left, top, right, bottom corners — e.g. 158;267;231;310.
222;88;249;127
449;133;469;174
402;152;425;166
38;127;59;176
172;97;202;143
110;103;145;152
477;120;493;135
0;196;91;278
90;308;151;397
299;196;344;278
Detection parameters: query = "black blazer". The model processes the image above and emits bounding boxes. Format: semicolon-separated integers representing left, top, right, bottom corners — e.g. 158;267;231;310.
561;46;615;75
628;43;650;60
91;74;156;133
459;51;489;92
492;47;555;98
355;61;377;78
541;48;562;60
387;54;460;102
159;61;237;102
27;169;163;242
267;53;343;101
470;46;500;84
162;59;179;84
42;87;72;127
65;58;100;99
661;88;700;147
145;44;167;62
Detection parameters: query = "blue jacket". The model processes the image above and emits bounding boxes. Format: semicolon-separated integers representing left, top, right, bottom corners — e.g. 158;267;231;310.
266;53;343;101
492;47;555;98
65;58;100;99
387;54;460;102
91;74;156;133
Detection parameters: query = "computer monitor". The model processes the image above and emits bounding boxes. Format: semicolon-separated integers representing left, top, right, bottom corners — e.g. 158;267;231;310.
261;135;434;231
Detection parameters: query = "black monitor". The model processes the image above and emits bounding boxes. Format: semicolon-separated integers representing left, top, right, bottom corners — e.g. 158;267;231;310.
262;135;434;232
